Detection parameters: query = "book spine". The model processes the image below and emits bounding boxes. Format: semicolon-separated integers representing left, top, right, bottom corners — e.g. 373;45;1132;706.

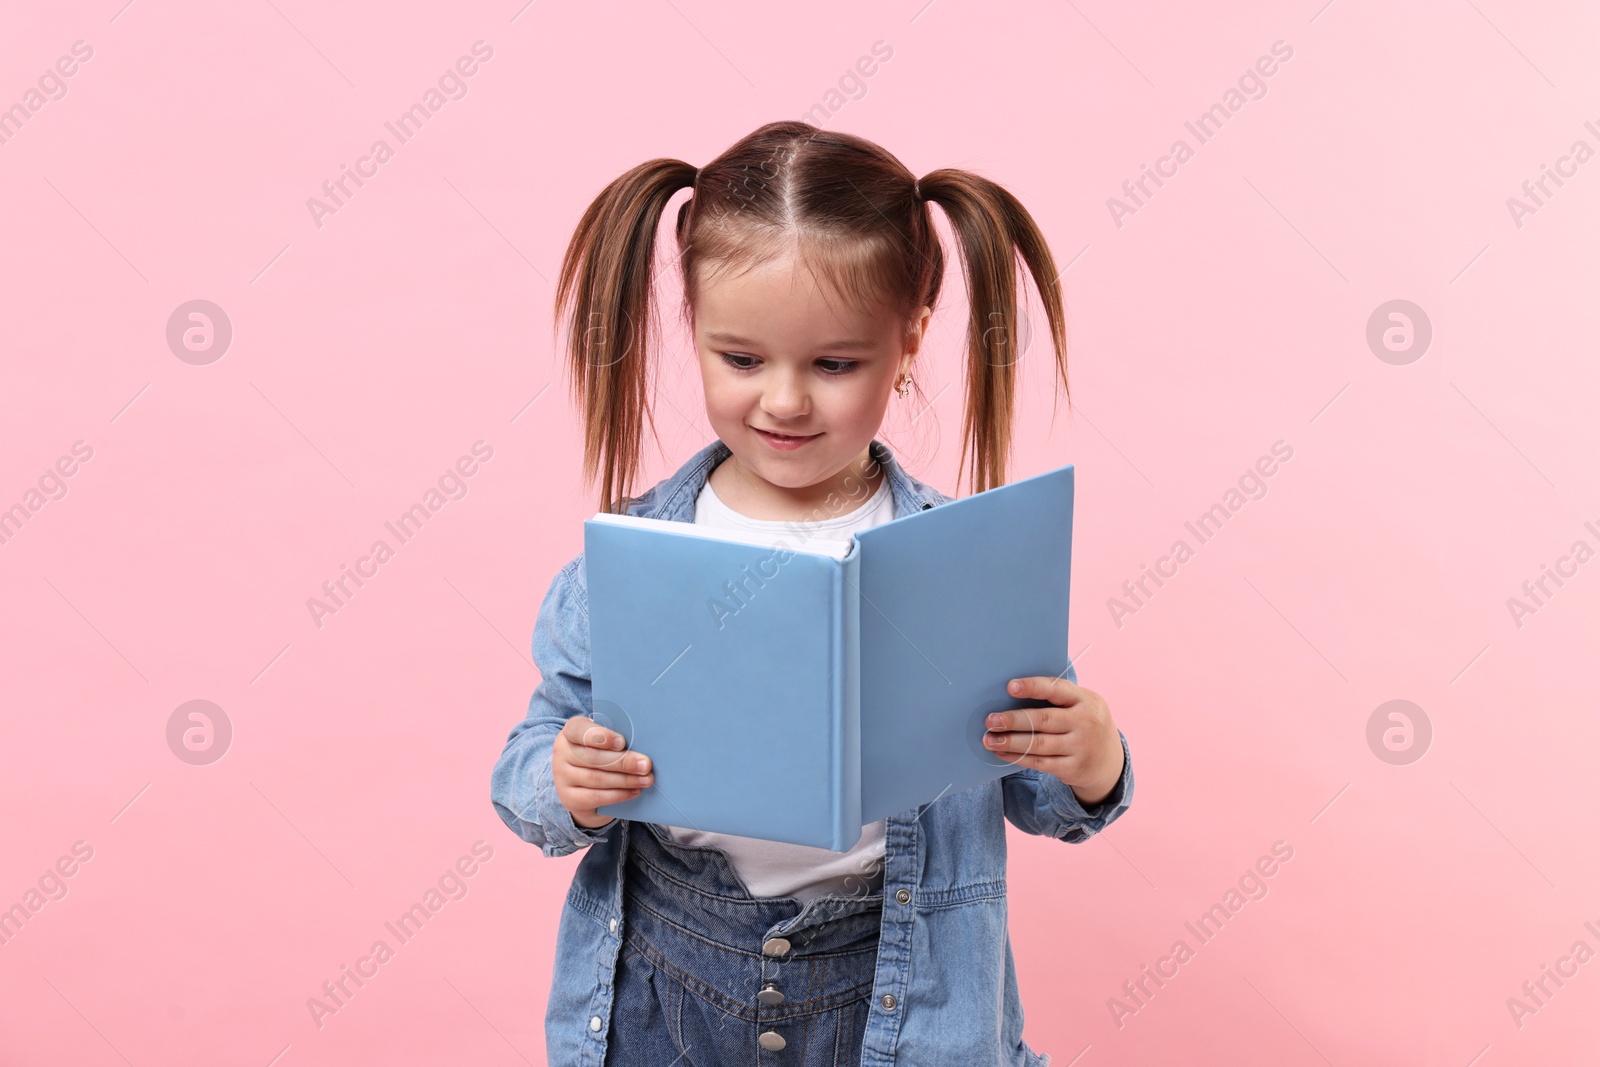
833;543;863;852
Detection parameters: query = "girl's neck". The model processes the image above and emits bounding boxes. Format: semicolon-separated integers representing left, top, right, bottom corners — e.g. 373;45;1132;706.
707;446;885;523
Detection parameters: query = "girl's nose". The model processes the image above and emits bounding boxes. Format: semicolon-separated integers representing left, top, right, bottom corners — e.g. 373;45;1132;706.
762;375;810;419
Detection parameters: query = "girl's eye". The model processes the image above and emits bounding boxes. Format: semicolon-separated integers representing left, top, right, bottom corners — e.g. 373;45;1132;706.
717;354;859;376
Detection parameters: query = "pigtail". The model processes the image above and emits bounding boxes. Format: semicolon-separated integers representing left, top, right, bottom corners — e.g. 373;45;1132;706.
916;171;1069;496
555;159;699;514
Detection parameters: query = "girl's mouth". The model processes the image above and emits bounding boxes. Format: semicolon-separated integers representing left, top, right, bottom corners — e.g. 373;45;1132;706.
752;428;821;451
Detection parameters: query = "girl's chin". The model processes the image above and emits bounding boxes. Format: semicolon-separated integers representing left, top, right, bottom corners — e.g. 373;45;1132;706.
735;453;830;488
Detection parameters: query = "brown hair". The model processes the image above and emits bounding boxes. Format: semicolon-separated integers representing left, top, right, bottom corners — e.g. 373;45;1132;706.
554;119;1069;513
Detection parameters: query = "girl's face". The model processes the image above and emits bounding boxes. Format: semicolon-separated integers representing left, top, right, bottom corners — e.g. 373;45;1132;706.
692;250;929;515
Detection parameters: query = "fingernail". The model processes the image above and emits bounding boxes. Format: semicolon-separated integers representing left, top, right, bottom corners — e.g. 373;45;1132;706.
635;757;649;772
1008;680;1022;693
988;714;1004;728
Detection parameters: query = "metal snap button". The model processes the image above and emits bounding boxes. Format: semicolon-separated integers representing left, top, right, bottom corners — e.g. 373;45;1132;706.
761;936;791;957
609;917;618;933
758;982;784;1006
589;1015;603;1031
880;993;897;1010
759;1030;787;1050
895;888;911;904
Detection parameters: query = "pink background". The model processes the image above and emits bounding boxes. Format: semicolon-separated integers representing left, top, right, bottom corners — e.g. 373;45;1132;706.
3;1;1597;1063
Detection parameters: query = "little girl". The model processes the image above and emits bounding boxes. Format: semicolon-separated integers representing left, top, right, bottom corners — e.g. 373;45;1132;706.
491;120;1134;1067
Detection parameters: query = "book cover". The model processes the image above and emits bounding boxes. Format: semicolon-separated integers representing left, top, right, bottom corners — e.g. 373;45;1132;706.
584;519;863;849
584;461;1075;850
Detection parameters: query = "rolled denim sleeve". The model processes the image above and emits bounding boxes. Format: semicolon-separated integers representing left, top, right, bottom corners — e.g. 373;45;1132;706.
1001;728;1132;843
490;556;620;858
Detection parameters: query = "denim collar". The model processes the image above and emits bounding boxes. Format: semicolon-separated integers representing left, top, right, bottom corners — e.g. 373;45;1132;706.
627;437;947;522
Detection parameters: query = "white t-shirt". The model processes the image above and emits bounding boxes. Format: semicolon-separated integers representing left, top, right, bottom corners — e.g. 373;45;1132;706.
660;469;897;905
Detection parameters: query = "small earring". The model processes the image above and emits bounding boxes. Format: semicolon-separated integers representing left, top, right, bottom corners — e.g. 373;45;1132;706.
895;373;913;399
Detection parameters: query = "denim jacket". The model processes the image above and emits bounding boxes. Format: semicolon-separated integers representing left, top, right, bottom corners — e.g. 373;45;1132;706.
490;436;1134;1067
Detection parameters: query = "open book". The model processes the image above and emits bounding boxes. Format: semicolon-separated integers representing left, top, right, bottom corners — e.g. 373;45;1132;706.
583;461;1076;851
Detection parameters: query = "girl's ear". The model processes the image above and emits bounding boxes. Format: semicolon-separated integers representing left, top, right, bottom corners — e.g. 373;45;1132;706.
896;306;931;382
904;305;932;356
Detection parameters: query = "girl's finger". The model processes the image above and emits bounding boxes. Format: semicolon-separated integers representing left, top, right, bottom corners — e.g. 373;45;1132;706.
987;705;1073;734
569;743;650;773
1007;676;1083;706
572;765;653;790
994;750;1076;778
562;717;625;750
574;787;643;806
581;725;624;749
984;728;1073;759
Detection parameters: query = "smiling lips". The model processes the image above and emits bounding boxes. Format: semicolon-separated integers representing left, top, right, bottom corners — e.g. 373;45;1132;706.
753;428;820;451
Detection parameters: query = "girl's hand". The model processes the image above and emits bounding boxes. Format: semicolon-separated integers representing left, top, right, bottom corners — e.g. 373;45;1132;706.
553;717;654;829
983;676;1124;807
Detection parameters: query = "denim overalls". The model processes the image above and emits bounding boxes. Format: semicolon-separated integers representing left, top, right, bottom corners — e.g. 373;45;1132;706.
605;821;884;1066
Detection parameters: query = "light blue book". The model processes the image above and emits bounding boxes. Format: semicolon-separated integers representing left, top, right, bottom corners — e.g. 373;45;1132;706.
585;462;1075;851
